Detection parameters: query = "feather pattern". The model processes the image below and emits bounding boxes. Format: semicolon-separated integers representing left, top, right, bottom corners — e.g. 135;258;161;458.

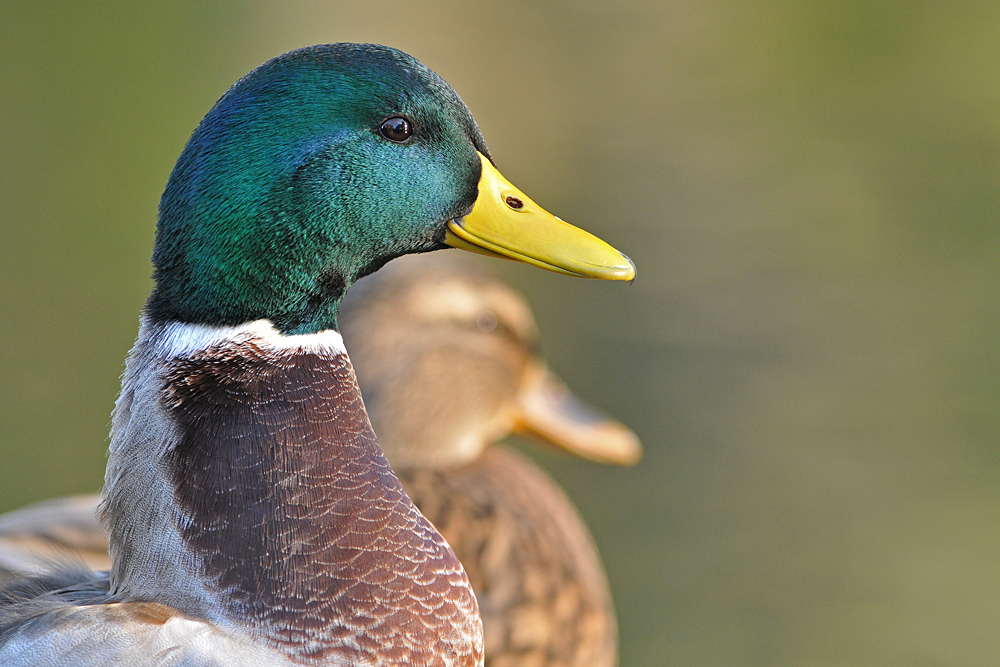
1;321;483;666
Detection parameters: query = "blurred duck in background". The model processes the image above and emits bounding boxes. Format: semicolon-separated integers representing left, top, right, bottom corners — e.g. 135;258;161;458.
0;254;640;667
343;255;641;667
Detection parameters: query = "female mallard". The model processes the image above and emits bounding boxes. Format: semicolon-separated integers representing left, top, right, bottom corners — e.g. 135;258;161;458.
0;254;639;667
341;255;639;667
0;44;633;666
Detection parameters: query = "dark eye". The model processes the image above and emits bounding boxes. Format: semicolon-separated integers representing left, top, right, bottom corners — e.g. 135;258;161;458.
379;117;412;143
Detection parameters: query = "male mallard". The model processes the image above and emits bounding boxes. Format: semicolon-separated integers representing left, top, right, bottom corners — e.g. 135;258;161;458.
0;254;639;666
0;44;633;666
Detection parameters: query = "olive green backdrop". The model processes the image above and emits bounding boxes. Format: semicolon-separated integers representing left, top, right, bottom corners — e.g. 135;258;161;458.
2;1;999;665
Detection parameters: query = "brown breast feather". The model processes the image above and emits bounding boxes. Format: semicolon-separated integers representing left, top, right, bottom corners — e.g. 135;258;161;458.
161;339;483;665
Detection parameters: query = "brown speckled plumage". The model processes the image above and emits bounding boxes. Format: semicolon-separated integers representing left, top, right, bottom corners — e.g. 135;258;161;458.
342;255;632;667
400;446;617;667
161;339;482;665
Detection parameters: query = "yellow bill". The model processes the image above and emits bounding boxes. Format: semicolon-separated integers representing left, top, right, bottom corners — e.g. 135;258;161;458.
511;361;642;466
446;153;636;281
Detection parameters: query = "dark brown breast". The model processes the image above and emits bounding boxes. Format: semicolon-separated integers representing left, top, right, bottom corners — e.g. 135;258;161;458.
161;339;483;665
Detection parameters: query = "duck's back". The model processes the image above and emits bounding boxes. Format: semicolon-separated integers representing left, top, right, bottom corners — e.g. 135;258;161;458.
0;573;304;667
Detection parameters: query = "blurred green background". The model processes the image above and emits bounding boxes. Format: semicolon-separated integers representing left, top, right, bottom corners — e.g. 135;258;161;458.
2;1;999;664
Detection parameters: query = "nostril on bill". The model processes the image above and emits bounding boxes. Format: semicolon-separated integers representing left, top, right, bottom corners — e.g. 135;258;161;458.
504;195;524;210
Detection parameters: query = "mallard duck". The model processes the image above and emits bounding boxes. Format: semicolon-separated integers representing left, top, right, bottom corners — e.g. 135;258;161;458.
0;254;639;666
0;43;634;666
341;255;639;667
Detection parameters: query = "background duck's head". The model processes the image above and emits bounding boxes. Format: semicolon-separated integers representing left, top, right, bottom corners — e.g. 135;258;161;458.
341;254;642;470
146;43;634;335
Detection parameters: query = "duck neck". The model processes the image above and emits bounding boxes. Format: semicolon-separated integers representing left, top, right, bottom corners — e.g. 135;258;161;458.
102;318;482;666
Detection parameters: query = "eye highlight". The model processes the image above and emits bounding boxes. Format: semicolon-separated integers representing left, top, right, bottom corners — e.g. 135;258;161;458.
379;117;412;143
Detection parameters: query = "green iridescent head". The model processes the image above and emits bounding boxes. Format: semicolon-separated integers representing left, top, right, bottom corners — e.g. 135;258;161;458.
147;43;635;335
148;44;488;334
